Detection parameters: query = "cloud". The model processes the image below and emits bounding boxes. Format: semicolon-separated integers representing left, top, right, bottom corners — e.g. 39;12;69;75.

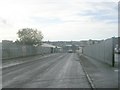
0;0;118;41
77;2;118;23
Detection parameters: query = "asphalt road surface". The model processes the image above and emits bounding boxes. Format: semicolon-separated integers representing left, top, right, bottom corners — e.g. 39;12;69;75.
3;53;91;88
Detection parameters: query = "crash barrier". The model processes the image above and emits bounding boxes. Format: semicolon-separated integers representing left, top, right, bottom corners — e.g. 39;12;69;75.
2;41;59;60
83;37;117;67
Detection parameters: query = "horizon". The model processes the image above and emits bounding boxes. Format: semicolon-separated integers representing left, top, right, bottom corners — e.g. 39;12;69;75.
1;36;118;43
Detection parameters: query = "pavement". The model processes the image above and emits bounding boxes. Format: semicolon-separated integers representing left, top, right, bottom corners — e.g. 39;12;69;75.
2;53;91;88
78;53;118;88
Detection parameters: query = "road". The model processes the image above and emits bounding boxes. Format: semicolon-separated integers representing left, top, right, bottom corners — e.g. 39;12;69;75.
2;53;91;88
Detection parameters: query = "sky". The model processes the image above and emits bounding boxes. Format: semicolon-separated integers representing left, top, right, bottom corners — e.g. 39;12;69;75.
0;0;119;41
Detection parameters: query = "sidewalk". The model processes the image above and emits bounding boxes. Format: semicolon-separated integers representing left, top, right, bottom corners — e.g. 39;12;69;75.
78;54;118;88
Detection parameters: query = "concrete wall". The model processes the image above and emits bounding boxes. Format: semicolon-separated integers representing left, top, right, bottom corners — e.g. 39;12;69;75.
2;41;55;60
83;37;115;66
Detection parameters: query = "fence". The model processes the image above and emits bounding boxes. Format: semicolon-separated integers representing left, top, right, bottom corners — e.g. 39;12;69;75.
0;43;2;67
2;41;55;60
83;37;115;67
0;43;1;59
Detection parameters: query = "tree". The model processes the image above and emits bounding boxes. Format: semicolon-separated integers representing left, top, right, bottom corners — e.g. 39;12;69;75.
16;28;43;46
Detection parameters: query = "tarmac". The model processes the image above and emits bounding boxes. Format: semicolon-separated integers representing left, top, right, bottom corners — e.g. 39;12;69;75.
1;53;119;89
2;53;91;88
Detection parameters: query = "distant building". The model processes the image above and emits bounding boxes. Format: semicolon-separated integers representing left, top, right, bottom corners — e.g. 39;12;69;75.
79;41;88;47
79;39;102;47
43;40;102;52
88;39;102;45
62;44;79;53
41;43;56;48
41;43;62;53
2;40;13;44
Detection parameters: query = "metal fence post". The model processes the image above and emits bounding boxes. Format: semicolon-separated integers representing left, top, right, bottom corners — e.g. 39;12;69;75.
112;37;115;67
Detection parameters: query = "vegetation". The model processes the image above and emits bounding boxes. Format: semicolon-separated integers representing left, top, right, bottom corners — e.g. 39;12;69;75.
16;28;43;46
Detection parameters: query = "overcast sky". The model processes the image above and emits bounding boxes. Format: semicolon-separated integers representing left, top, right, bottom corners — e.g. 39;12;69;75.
0;0;118;41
